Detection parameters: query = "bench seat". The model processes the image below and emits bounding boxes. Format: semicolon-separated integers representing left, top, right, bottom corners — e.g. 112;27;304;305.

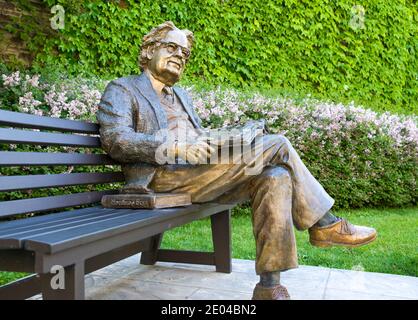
0;203;233;300
0;109;234;300
0;203;231;254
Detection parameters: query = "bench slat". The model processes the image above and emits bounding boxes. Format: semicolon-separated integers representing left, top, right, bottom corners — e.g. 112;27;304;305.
0;109;99;134
0;172;125;192
0;190;118;218
0;128;101;147
0;152;117;166
0;209;135;249
0;208;121;236
0;206;103;232
23;203;232;254
0;206;172;250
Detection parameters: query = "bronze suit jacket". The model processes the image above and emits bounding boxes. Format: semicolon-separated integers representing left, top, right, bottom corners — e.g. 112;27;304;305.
97;72;203;192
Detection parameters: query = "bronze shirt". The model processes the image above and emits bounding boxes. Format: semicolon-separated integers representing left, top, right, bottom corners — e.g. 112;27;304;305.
159;86;200;141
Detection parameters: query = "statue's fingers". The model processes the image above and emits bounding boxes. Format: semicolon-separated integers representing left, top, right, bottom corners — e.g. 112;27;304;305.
207;144;216;154
197;149;209;164
186;149;199;164
196;141;215;155
196;147;208;163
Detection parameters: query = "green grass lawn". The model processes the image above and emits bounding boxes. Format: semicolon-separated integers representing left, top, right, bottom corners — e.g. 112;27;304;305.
161;206;418;277
0;206;417;286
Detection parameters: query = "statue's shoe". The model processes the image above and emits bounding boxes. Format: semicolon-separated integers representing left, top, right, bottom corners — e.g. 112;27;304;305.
252;283;291;300
309;218;377;248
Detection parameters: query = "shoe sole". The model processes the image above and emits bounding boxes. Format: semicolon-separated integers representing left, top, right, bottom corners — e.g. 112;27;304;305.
310;234;377;248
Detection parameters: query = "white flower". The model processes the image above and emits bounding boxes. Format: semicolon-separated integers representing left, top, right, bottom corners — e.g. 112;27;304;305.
2;71;21;87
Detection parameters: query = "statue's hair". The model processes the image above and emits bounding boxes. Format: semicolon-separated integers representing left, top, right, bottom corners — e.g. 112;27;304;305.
139;21;194;70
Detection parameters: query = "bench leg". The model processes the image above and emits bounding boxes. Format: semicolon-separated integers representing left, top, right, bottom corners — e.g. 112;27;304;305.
211;209;232;273
140;233;163;265
40;262;85;300
139;209;232;273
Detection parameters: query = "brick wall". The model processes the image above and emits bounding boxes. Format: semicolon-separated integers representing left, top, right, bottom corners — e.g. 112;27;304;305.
0;0;50;66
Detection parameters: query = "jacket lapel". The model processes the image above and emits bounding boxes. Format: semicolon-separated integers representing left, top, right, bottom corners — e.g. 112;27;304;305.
133;72;200;130
173;87;200;128
133;73;167;129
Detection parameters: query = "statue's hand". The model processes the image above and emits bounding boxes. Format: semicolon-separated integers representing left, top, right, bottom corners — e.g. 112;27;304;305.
176;139;215;164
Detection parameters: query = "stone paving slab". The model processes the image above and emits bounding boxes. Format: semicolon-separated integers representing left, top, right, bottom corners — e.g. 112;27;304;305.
326;268;418;299
82;254;418;300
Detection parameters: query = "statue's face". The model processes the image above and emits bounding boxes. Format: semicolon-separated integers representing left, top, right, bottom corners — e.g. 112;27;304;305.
147;29;190;86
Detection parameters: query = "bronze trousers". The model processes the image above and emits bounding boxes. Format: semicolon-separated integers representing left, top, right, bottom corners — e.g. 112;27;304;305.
150;134;334;274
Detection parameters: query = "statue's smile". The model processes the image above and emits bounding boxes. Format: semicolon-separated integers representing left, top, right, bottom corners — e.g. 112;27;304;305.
167;60;182;69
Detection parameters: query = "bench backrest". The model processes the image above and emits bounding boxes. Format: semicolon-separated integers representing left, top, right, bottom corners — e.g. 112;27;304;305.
0;109;124;219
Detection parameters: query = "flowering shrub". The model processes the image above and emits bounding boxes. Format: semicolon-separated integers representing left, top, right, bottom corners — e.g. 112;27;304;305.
0;71;105;121
189;87;417;208
1;71;416;209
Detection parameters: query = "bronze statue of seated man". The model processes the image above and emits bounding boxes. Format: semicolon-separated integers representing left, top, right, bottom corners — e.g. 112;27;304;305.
97;21;377;300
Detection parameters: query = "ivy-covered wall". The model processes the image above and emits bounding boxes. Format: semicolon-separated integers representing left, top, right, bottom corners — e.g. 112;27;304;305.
4;0;418;114
0;0;48;65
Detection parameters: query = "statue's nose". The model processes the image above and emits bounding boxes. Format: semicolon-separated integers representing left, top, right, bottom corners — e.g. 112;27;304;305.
173;47;183;58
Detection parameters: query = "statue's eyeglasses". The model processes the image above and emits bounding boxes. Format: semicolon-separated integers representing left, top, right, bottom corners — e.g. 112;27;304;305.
158;41;191;59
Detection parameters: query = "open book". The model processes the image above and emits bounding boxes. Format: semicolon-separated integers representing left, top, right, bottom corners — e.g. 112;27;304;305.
199;120;265;147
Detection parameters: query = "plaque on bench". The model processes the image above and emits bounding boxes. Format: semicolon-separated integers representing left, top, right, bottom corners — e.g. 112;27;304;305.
101;192;192;209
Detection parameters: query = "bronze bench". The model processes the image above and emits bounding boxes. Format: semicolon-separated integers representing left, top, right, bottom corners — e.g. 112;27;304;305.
0;109;233;300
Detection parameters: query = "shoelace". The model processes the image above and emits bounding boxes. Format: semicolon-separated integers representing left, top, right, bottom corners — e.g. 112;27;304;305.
336;217;354;235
